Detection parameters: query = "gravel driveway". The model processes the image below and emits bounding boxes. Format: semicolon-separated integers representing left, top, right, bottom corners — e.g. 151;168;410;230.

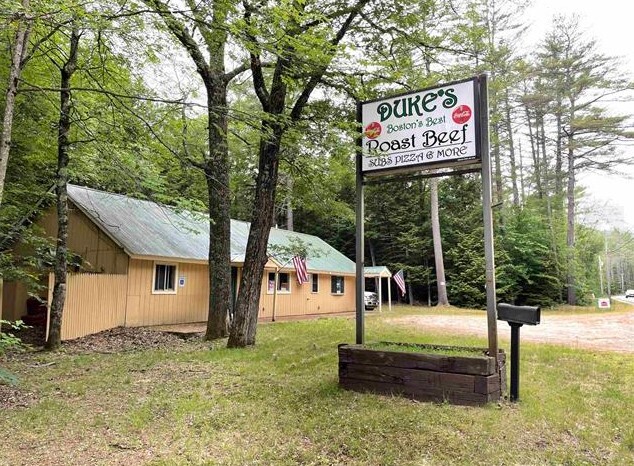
389;309;634;353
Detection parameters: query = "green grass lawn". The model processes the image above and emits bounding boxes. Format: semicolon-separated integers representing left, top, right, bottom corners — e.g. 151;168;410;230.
1;308;634;465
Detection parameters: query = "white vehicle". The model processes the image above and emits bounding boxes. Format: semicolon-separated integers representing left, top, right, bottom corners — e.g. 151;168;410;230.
626;289;634;299
364;291;378;310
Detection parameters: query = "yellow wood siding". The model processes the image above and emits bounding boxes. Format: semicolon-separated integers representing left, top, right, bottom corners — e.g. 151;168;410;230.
2;204;130;323
257;271;355;320
1;281;29;322
50;273;128;341
39;204;128;274
125;259;209;326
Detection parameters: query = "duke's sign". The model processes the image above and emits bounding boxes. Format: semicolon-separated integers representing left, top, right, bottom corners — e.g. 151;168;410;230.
360;77;480;174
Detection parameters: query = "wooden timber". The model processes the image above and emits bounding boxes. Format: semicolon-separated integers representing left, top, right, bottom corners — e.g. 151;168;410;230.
338;343;506;406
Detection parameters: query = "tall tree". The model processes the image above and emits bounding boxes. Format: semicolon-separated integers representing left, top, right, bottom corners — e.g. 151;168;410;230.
0;0;32;205
228;0;370;347
46;26;80;350
537;16;633;304
430;177;449;305
141;0;247;339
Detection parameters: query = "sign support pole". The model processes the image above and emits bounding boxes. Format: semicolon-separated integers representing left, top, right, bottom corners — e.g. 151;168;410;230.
478;74;499;362
355;101;365;345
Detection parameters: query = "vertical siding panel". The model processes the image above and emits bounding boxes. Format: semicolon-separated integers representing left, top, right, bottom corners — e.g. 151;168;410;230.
60;273;127;340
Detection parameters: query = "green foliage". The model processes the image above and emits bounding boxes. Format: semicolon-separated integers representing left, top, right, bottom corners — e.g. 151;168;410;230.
497;206;564;306
0;320;29;386
267;236;325;263
0;320;28;355
1;0;631;315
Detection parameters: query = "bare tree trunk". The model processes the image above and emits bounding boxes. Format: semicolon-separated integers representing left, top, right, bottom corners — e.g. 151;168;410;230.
286;176;293;231
518;139;525;205
0;0;31;205
368;238;379;292
538;113;549;197
524;105;542;198
205;75;231;340
504;94;519;206
229;122;284;347
46;28;80;350
430;178;449;306
566;132;576;305
555;102;563;197
492;120;503;203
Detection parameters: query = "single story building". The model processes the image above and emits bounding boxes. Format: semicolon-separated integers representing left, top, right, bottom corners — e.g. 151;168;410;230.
2;184;359;340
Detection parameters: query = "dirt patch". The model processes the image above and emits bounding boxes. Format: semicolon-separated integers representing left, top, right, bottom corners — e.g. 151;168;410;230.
0;384;37;409
389;310;634;353
61;326;206;354
7;324;208;355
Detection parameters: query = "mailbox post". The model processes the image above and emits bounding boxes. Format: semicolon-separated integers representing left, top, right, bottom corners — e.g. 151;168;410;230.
497;303;540;402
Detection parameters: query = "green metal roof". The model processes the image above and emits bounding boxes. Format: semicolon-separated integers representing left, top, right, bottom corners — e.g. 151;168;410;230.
67;184;355;275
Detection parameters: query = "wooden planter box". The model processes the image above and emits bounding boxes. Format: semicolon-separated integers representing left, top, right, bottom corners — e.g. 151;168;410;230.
339;342;506;406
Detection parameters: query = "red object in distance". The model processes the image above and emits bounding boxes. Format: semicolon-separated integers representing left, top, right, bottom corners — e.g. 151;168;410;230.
452;105;472;124
364;122;382;139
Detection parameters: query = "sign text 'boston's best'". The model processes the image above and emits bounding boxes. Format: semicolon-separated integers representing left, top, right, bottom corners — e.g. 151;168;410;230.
360;78;479;174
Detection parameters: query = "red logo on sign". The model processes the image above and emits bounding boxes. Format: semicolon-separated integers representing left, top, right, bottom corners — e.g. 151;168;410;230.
452;105;472;124
364;122;382;139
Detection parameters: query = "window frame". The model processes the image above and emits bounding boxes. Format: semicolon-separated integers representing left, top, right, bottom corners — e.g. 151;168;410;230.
311;273;319;294
152;262;178;295
267;271;292;294
331;275;345;295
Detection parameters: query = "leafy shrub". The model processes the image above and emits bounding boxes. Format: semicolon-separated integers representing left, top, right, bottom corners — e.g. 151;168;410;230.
0;320;29;386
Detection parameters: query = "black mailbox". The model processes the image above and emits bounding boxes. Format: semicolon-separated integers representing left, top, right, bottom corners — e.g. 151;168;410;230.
497;303;540;326
497;302;541;402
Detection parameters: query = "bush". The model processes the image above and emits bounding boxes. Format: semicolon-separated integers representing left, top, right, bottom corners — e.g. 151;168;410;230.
0;320;29;386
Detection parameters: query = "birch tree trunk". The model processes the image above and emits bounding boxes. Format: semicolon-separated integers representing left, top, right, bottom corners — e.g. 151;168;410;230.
0;0;31;205
430;178;449;306
504;93;520;207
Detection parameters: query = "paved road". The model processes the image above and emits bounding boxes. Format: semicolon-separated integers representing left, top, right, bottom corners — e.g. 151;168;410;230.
613;295;634;304
389;307;634;353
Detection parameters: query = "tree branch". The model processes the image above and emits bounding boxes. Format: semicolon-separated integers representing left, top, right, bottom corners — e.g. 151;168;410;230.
243;0;270;109
18;80;207;108
290;0;370;121
141;0;212;85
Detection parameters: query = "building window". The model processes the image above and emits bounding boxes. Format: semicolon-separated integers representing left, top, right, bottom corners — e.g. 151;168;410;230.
331;276;345;295
153;263;177;294
311;273;319;293
268;272;291;294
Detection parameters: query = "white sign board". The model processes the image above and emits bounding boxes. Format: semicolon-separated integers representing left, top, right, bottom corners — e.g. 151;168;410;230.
179;276;186;287
597;298;610;309
360;78;480;174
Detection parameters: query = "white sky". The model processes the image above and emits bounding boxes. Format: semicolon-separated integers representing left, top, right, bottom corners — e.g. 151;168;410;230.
526;0;634;231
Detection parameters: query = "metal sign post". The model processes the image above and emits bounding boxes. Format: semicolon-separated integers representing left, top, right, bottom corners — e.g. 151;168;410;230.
477;74;499;361
355;101;365;344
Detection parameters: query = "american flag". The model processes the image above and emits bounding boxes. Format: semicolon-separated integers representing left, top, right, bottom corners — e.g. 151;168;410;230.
292;256;308;284
394;269;406;296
